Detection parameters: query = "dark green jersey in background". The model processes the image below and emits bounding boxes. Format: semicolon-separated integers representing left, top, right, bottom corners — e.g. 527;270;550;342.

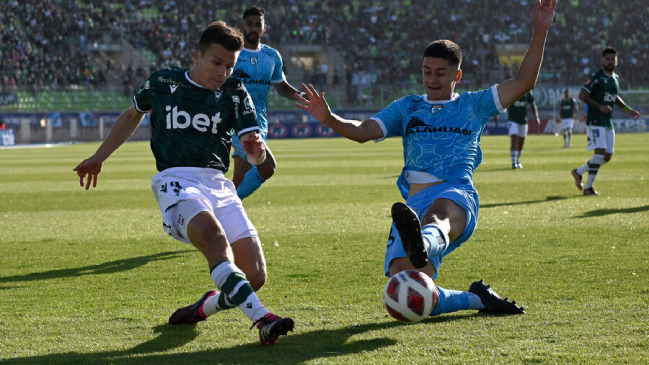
507;91;536;124
582;69;619;129
134;68;259;172
559;97;577;118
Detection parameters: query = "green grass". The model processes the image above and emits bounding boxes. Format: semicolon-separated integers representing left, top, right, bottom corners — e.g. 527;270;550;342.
1;134;648;364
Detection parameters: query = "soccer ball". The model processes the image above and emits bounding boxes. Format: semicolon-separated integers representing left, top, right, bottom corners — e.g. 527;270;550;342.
383;270;438;323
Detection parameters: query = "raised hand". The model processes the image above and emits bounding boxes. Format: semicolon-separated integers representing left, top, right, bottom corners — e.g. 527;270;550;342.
294;83;332;123
73;156;104;190
534;0;557;29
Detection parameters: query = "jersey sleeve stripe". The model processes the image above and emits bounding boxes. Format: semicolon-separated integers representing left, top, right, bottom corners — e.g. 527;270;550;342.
371;118;388;143
490;85;505;113
237;126;260;137
271;72;287;83
133;96;148;113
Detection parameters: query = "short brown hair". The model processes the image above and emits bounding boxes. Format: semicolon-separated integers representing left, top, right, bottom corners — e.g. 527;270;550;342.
198;21;243;53
422;40;463;68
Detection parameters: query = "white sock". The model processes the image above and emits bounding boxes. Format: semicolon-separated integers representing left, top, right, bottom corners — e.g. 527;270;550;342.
210;261;269;322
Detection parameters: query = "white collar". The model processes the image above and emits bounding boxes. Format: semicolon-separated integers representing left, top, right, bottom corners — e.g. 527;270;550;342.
422;93;459;104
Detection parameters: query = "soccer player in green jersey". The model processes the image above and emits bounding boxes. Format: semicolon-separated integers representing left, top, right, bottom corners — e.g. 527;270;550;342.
571;47;640;196
503;91;540;169
73;21;294;345
558;89;578;148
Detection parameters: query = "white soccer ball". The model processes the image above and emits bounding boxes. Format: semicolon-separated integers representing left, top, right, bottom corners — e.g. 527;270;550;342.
383;270;438;323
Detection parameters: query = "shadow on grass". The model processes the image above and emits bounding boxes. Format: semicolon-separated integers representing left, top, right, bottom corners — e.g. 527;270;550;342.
0;251;190;284
481;195;570;209
1;314;476;365
575;204;649;218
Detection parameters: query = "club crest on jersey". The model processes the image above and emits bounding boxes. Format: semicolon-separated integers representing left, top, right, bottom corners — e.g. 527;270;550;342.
232;95;240;103
431;104;443;113
250;57;258;66
144;81;150;89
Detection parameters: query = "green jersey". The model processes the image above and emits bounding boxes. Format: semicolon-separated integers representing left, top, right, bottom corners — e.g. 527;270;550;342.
134;68;259;172
559;97;577;118
507;91;535;124
582;69;619;129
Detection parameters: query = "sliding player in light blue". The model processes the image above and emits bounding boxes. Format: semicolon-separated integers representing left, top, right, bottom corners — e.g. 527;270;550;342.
231;6;307;199
297;0;558;317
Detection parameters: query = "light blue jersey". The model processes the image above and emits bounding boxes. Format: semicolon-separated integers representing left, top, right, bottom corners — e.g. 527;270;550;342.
372;85;504;198
231;44;285;141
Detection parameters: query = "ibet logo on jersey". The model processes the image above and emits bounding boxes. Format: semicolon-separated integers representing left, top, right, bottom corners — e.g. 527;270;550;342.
603;92;616;102
164;106;222;134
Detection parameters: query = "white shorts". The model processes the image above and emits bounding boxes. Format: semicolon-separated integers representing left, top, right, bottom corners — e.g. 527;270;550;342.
586;126;615;153
561;118;574;130
507;122;528;137
151;167;257;244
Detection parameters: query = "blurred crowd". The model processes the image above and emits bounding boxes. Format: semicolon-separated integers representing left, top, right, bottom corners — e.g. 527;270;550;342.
1;0;648;92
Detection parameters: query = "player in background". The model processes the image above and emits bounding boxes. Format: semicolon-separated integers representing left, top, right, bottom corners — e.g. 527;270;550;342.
296;0;558;318
558;89;578;148
571;47;640;196
73;21;294;345
504;91;539;169
231;6;307;199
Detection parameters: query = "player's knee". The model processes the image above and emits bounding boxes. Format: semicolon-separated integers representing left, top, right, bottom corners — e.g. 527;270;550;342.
246;269;267;291
421;212;445;227
258;152;276;179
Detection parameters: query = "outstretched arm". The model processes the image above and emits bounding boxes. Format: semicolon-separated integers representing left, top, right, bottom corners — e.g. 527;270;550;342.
497;0;556;109
73;105;145;189
295;83;383;143
615;96;641;120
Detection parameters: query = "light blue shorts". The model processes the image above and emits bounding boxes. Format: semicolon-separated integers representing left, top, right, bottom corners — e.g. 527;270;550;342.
384;182;479;279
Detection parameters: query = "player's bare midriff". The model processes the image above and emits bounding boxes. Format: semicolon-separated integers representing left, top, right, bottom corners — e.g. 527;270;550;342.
408;181;446;198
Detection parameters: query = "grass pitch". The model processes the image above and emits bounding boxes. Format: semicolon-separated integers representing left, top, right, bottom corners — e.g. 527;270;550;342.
0;134;648;364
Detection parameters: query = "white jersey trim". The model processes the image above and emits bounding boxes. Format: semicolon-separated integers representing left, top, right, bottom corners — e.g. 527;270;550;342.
185;71;207;89
237;126;260;137
491;85;505;113
133;96;148;113
371;118;388;143
271;74;286;84
404;170;444;184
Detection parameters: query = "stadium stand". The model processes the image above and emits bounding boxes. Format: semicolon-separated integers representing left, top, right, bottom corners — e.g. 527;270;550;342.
2;0;648;110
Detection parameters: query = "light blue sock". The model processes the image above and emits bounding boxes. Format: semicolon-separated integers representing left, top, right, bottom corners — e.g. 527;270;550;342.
422;224;449;257
237;166;266;200
430;286;484;316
